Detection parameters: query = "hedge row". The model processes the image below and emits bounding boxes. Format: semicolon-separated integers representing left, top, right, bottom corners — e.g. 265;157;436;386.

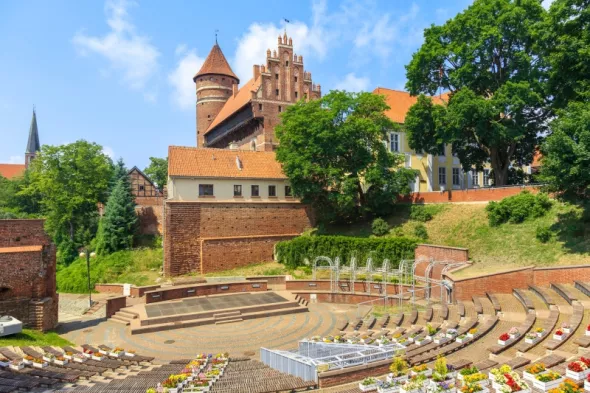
275;235;417;269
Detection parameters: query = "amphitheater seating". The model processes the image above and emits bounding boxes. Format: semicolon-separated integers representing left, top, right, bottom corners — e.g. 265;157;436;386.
488;310;536;354
472;296;483;314
530;285;555;305
439;303;449;321
486;293;502;313
424;305;433;322
408;309;418;325
575;281;590;297
515;306;559;352
551;283;577;304
513;288;535;310
391;313;404;327
544;301;584;350
457;301;465;318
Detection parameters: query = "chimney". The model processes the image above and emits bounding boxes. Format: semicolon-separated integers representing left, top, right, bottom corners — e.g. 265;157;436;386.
232;83;238;97
253;65;260;80
229;143;239;150
235;155;243;170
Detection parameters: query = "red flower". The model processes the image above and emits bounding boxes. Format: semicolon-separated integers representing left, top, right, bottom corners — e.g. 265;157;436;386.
582;357;590;367
555;330;564;336
587;324;590;331
568;362;584;372
499;333;510;341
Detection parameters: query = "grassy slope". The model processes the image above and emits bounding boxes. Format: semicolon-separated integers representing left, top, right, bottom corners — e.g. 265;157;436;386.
0;329;73;347
325;202;590;278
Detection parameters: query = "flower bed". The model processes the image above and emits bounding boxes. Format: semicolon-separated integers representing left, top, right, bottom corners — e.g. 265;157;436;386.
460;384;488;393
533;371;564;391
524;363;547;382
566;358;590;381
379;380;403;393
415;336;432;346
434;334;449;345
446;329;458;339
498;333;513;346
458;366;479;381
359;377;379;392
8;360;24;371
554;329;567;341
525;333;539;345
462;373;489;388
561;323;572;335
456;334;470;344
401;376;427;393
509;327;520;339
534;327;546;338
467;329;478;339
411;364;432;378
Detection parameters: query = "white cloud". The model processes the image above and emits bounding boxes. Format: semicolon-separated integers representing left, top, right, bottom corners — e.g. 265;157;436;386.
8;155;23;164
102;146;115;159
167;45;205;110
72;0;160;96
334;73;370;92
232;0;330;83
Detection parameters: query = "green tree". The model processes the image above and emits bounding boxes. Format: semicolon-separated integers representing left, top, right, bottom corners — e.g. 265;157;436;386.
540;102;590;200
543;0;590;108
404;0;548;186
144;156;168;190
0;171;42;217
23;140;113;264
276;90;416;222
95;177;138;255
108;158;128;193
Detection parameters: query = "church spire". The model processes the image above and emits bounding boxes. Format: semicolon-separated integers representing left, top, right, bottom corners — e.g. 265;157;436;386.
25;109;40;168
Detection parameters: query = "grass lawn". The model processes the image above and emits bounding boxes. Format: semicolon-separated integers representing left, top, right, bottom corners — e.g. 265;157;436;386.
0;329;73;347
203;261;313;280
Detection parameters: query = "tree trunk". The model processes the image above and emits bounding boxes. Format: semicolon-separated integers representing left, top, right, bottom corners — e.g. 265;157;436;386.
69;221;74;241
489;147;512;187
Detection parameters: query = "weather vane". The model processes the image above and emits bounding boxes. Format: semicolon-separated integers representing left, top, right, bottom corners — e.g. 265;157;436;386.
215;29;219;44
283;18;290;33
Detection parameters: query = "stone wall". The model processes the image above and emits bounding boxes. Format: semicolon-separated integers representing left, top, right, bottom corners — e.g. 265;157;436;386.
318;359;391;388
164;201;313;276
0;220;58;331
400;185;540;204
144;281;268;304
135;196;164;235
106;296;127;318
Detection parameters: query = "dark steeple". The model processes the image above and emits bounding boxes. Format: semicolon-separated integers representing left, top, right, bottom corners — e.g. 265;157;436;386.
25;109;40;168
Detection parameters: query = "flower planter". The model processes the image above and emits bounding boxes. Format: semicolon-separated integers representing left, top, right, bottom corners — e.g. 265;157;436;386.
400;387;423;393
553;334;566;341
532;376;564;391
387;375;408;384
167;388;180;393
9;363;24;371
378;386;401;393
456;337;470;344
32;362;47;369
446;333;457;339
0;360;8;368
411;369;432;378
509;333;520;339
524;371;543;382
125;352;135;357
586;330;590;336
536;331;545;338
54;359;68;366
92;355;103;361
434;337;449;345
73;356;86;363
359;382;379;392
110;352;122;358
415;337;431;346
64;354;72;360
467;333;475;339
584;379;590;391
42;356;53;363
566;369;590;381
525;337;538;345
563;328;572;334
98;349;108;355
429;380;456;393
82;352;92;358
497;339;510;346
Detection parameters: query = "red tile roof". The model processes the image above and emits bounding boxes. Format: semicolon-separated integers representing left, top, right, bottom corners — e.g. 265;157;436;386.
194;44;239;81
373;87;449;123
0;164;25;179
0;245;42;254
168;146;286;179
205;77;262;134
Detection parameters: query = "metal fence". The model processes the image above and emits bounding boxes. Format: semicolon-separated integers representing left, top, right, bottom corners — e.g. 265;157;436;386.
260;347;317;382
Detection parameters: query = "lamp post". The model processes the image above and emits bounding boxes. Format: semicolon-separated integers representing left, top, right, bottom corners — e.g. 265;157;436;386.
79;249;96;309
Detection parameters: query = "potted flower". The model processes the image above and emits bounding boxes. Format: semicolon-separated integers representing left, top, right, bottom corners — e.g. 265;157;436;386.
489;365;513;389
411;364;432;378
458;366;479;381
565;358;590;381
426;323;437;338
562;323;572;334
586;325;590;337
554;329;566;340
509;327;520;339
32;357;47;368
585;374;590;391
535;327;546;337
463;373;489;388
431;356;456;393
379;336;392;346
501;372;530;393
525;333;539;345
498;333;511;346
446;329;458;339
434;333;449;345
460;383;488;393
42;353;55;363
54;355;68;366
388;356;409;384
92;352;104;361
359;377;379;392
192;378;210;392
23;355;33;365
415;335;432;346
467;329;477;339
401;375;427;393
379;380;404;393
126;350;136;357
524;363;547;381
549;379;583;393
456;334;469;344
63;351;73;360
82;348;93;358
162;377;180;393
533;371;564;391
111;347;125;357
73;353;86;363
9;359;24;371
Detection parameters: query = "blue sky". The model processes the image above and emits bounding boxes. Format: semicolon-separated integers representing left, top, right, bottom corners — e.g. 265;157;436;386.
0;0;478;169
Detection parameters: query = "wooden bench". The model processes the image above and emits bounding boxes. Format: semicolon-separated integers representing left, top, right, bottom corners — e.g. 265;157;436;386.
337;320;349;332
379;315;390;329
505;356;531;369
575;281;590;298
530;285;555;306
424;305;433;322
513;289;535;310
472;296;483;314
391;313;404;327
551;283;577;305
515;306;559;352
487;293;502;313
440;303;449;320
408;309;418;325
449;359;472;370
575;335;590;348
457;301;465;318
544;301;584;350
534;354;565;368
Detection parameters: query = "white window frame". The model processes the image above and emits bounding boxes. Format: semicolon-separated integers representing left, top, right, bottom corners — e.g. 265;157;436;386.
483;169;490;187
389;132;400;153
452;168;461;186
472;170;479;187
438;167;446;185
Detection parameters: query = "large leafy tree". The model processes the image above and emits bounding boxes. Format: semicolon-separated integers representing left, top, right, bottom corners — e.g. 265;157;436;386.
96;177;138;255
276;91;416;222
144;156;168;190
540;102;590;200
23;140;113;264
404;0;548;186
543;0;590;108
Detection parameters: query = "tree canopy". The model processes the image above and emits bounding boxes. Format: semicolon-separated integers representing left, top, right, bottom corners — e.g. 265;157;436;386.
404;0;548;186
275;90;416;222
144;156;168;190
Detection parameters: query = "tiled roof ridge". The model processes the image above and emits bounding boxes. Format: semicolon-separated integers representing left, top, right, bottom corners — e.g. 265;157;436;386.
168;145;276;154
194;43;239;81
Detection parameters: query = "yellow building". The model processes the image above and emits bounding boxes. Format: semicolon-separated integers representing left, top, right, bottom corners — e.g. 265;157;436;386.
375;87;495;192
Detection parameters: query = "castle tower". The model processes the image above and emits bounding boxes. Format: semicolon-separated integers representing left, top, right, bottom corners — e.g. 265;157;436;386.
193;43;239;147
25;109;40;168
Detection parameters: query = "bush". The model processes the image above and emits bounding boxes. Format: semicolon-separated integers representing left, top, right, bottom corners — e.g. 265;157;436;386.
275;236;417;269
372;218;390;236
410;206;433;222
536;226;552;243
391;227;405;237
486;191;553;226
414;224;429;240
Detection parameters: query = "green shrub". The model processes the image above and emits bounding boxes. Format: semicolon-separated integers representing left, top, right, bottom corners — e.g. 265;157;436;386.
414;224;429;240
372;218;390;236
391;227;405;237
410;206;433;222
262;267;285;276
536;226;552;243
486;191;553;226
275;236;417;269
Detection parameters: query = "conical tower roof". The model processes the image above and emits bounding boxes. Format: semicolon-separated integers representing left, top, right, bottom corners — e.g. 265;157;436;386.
26;110;40;154
194;44;239;82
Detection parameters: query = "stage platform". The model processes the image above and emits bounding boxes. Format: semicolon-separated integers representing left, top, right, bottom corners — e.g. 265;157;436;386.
120;291;308;335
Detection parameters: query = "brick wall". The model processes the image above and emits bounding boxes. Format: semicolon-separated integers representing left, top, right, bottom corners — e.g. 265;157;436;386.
145;281;268;303
318;359;391;388
200;235;297;273
130;285;161;298
400;185;540;204
0;219;58;331
533;266;590;286
135;196;164;235
164;201;313;276
415;244;469;263
106;296;127;318
286;280;420;298
94;284;124;295
246;276;286;285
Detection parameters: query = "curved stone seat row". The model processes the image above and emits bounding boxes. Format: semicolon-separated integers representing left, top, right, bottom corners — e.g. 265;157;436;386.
487;309;536;354
551;283;578;305
513;288;535;311
515;305;559;352
544;301;584;350
530;285;555;306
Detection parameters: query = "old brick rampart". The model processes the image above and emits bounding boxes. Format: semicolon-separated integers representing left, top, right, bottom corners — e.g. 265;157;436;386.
400;185;540;204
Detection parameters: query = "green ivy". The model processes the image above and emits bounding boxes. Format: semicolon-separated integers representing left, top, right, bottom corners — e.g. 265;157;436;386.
275;235;417;269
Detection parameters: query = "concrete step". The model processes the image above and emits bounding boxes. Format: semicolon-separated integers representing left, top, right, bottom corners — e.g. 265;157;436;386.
118;308;140;318
116;310;138;319
215;318;243;325
214;310;241;319
109;315;131;325
214;314;243;322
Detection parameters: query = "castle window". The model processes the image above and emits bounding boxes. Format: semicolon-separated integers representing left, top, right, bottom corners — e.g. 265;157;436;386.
295;92;298;98
268;185;277;197
285;61;289;66
251;185;260;197
199;184;214;196
259;104;262;110
472;169;479;186
234;185;242;197
276;89;279;96
278;106;282;113
295;76;298;82
275;73;279;80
